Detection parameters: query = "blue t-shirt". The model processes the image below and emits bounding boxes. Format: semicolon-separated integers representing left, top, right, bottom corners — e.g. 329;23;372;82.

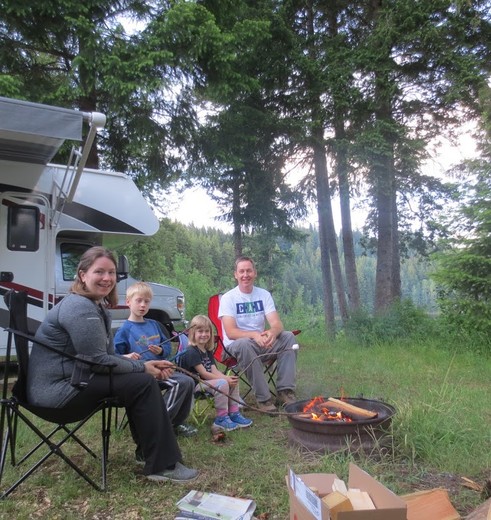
114;318;171;361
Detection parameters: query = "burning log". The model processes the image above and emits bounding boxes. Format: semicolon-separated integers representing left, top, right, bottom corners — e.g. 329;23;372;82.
295;397;378;421
324;398;378;420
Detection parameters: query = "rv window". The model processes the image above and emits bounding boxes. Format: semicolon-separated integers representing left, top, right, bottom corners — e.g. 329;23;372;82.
7;206;39;251
61;243;90;281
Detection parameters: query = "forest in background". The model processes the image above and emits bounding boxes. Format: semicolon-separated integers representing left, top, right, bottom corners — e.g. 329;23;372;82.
121;218;437;328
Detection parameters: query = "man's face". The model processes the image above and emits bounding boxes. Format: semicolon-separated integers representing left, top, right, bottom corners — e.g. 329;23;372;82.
234;260;257;293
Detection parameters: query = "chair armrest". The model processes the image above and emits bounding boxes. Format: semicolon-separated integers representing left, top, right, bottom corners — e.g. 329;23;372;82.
5;327;117;369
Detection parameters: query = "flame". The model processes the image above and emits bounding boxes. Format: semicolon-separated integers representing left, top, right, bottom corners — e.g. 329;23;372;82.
302;396;324;413
302;396;354;422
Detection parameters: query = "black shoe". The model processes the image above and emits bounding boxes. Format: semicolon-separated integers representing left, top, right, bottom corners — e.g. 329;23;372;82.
174;423;198;437
146;462;199;483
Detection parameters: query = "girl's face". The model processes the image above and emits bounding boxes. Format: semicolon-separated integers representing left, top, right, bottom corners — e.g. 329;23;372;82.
194;325;211;348
79;256;117;302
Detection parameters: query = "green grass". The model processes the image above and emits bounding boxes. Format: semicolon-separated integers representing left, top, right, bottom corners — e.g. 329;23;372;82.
1;335;490;519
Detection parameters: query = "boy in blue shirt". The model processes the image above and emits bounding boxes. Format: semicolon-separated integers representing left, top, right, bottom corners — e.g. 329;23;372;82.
114;282;197;437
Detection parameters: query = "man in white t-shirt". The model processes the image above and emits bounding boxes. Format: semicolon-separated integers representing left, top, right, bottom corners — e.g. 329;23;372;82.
218;256;297;414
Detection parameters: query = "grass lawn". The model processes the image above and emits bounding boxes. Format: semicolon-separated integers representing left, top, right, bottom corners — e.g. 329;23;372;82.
1;335;490;519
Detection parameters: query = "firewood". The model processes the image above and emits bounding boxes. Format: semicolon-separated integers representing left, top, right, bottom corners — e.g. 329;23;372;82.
346;488;376;510
322;491;354;519
332;478;348;495
326;397;378;419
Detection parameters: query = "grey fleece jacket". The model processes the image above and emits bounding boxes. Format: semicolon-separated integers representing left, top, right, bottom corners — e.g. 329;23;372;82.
27;293;146;408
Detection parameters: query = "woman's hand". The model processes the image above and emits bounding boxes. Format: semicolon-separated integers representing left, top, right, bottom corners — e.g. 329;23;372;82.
144;360;174;380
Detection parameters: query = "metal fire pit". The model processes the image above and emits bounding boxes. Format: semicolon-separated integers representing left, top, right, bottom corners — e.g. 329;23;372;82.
284;397;396;453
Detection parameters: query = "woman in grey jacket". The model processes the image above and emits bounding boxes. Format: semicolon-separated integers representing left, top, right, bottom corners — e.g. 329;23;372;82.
27;246;198;483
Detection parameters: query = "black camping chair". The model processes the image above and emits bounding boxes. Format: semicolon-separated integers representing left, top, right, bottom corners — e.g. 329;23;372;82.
0;290;119;499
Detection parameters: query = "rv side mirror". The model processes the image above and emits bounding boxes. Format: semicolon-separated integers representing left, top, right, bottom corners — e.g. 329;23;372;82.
117;254;129;282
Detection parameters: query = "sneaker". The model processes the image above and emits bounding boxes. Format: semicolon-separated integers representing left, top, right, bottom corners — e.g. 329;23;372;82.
146;462;199;483
174;423;198;437
213;415;238;431
229;412;253;428
277;389;297;406
257;399;277;415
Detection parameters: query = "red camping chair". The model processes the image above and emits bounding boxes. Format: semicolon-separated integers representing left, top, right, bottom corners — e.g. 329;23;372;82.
207;294;301;400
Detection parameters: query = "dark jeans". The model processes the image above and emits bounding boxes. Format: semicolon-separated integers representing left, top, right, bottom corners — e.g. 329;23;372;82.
66;371;181;475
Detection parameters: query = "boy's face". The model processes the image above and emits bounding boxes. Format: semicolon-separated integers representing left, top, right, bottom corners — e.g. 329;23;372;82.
127;293;151;318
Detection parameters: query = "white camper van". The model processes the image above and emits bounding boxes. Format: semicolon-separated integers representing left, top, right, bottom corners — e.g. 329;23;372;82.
0;97;185;355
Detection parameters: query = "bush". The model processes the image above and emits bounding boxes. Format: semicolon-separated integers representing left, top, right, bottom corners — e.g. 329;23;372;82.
343;300;436;346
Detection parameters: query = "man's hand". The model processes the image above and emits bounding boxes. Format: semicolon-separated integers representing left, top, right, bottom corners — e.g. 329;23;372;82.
144;359;174;380
253;330;276;348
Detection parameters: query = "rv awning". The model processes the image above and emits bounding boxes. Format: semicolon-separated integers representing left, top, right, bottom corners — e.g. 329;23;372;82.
0;97;83;165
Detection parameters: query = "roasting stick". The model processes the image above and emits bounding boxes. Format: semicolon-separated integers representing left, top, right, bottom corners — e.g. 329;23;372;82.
172;364;299;416
172;363;379;418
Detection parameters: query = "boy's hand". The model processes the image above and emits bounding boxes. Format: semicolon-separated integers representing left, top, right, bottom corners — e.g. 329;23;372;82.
148;344;163;356
124;352;141;360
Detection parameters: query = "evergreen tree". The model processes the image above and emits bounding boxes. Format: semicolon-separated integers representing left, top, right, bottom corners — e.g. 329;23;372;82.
432;85;491;336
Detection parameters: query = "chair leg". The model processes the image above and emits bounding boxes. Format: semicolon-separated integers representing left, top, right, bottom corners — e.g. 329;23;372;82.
265;364;278;397
1;404;113;498
114;407;129;431
100;406;113;490
0;405;12;486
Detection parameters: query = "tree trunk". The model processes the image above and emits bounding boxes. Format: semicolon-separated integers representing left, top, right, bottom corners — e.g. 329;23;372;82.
232;176;243;258
77;21;99;170
370;0;401;312
335;126;361;312
313;142;337;336
312;141;349;326
374;153;395;312
391;191;402;300
326;0;361;313
306;2;349;331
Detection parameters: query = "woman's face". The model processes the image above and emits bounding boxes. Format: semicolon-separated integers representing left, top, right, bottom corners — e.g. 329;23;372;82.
79;256;117;301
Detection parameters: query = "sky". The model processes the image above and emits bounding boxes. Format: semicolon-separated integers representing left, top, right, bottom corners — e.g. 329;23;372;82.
165;130;478;233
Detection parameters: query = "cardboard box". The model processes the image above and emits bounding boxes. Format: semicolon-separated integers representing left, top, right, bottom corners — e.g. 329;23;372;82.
286;463;407;520
401;488;460;520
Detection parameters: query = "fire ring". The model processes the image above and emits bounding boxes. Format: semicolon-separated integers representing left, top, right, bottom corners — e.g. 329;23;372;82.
284;397;396;454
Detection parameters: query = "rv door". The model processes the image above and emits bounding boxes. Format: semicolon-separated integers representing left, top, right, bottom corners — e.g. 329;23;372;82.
0;193;52;342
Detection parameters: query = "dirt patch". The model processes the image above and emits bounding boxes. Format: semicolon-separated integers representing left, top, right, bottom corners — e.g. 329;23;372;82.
393;465;489;517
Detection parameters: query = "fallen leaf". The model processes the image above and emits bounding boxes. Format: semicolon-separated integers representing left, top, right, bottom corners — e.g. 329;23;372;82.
211;431;226;443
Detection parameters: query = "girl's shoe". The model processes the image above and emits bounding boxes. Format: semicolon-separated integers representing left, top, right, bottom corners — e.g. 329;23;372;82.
213;415;238;431
229;412;253;428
